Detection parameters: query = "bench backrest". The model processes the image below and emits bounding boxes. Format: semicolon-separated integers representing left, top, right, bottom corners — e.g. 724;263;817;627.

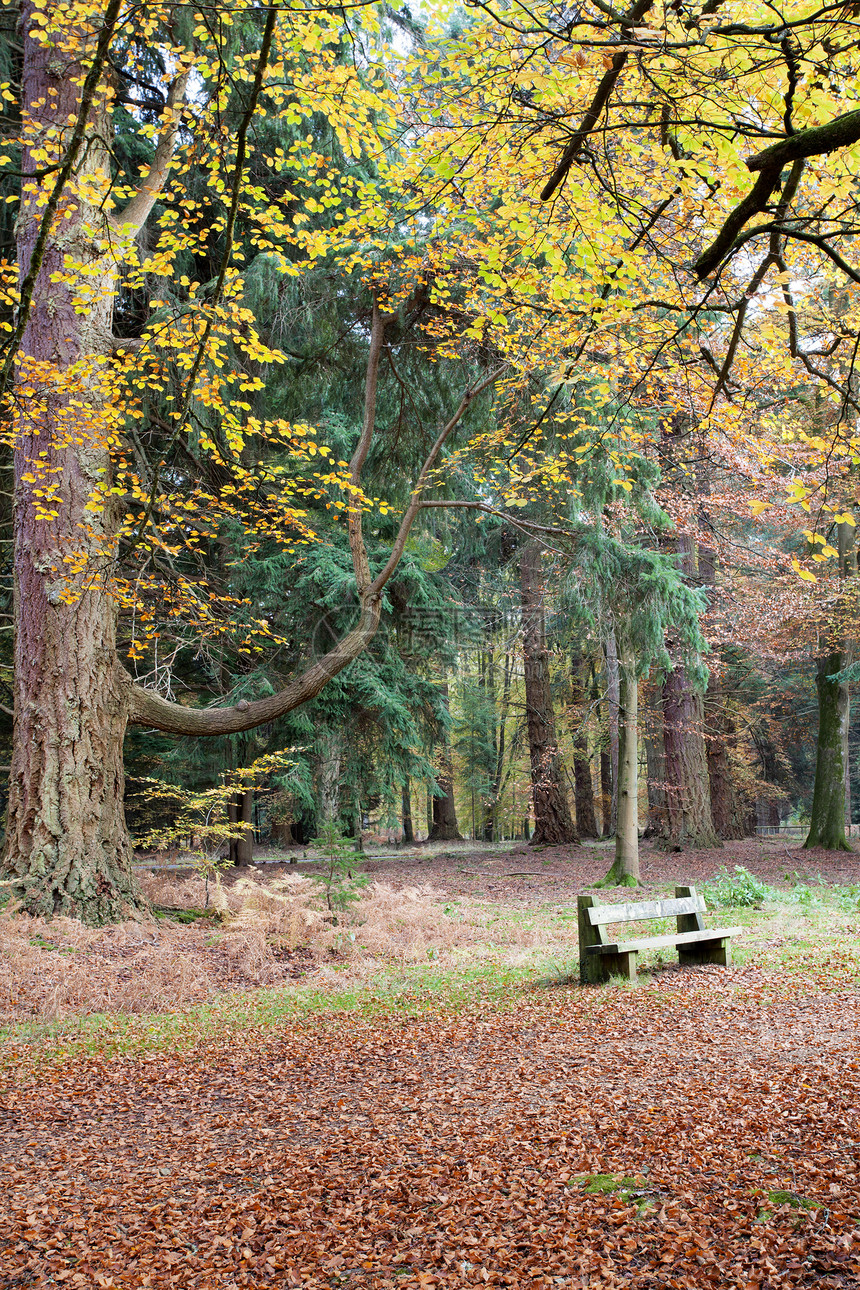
585;892;706;926
577;885;707;977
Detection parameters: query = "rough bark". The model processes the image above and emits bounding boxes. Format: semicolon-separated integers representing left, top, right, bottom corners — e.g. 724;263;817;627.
600;644;640;886
2;13;139;920
429;763;461;841
804;651;853;850
317;728;343;826
706;680;748;840
519;541;577;846
662;653;720;850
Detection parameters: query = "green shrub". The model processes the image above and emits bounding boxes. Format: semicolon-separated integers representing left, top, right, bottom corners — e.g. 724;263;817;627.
705;865;772;908
309;822;368;922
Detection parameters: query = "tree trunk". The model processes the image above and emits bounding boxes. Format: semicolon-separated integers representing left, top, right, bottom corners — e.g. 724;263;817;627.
605;631;620;835
318;728;343;826
519;541;577;846
662;643;720;850
428;683;462;842
569;653;598;837
1;12;141;920
601;646;640;886
804;651;853;850
706;680;748;840
600;750;612;836
643;687;668;837
402;783;414;844
229;789;254;866
429;763;461;840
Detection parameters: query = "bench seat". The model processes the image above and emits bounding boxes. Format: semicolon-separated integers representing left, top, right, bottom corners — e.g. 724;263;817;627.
587;926;742;956
578;885;740;983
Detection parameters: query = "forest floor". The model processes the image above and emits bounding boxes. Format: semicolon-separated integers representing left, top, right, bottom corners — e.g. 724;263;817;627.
1;837;859;1286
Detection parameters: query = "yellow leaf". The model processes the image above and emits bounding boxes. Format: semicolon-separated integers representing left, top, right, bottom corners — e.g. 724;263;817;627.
791;557;817;583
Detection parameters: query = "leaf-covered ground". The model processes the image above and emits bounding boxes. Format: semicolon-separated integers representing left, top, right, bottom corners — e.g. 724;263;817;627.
2;958;859;1288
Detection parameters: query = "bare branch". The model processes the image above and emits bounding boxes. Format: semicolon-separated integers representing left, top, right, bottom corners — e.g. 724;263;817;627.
114;69;189;232
540;0;656;202
368;367;503;598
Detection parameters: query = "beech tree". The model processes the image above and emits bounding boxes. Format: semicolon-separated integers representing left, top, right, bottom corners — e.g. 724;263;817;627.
0;1;506;920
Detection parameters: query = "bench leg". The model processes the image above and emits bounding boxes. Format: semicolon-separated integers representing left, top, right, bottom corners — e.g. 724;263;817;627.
583;951;638;984
613;951;638;981
678;938;731;968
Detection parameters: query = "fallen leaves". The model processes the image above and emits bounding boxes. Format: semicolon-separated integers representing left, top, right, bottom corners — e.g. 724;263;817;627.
1;964;859;1287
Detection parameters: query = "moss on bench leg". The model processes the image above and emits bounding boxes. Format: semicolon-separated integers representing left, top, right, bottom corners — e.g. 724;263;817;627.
678;939;731;968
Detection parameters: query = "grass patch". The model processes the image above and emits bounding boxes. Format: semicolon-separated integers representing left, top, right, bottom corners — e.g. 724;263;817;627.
3;867;859;1074
755;1189;818;1222
576;1173;656;1215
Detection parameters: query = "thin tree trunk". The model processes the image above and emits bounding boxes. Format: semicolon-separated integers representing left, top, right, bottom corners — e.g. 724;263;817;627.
569;653;598;837
605;631;620;835
601;645;640;886
804;651;853;850
519;541;577;846
428;683;462;842
401;783;414;844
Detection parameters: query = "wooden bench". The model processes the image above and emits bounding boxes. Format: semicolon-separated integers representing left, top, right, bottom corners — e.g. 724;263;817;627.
577;885;740;984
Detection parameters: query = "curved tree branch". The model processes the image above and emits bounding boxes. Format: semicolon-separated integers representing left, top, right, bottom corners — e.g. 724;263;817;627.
127;599;383;735
695;108;860;279
127;336;501;736
114;68;190;232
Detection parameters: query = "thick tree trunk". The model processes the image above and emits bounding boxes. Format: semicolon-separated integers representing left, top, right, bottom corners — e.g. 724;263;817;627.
401;783;414;844
706;680;748;840
601;646;640;886
429;764;461;841
804;651;853;850
519;541;577;846
2;13;142;920
662;642;719;850
317;728;343;825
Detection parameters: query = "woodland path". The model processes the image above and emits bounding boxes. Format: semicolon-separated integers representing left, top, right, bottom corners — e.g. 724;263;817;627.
2;963;859;1288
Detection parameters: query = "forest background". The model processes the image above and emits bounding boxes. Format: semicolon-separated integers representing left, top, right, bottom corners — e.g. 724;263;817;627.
1;0;860;923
